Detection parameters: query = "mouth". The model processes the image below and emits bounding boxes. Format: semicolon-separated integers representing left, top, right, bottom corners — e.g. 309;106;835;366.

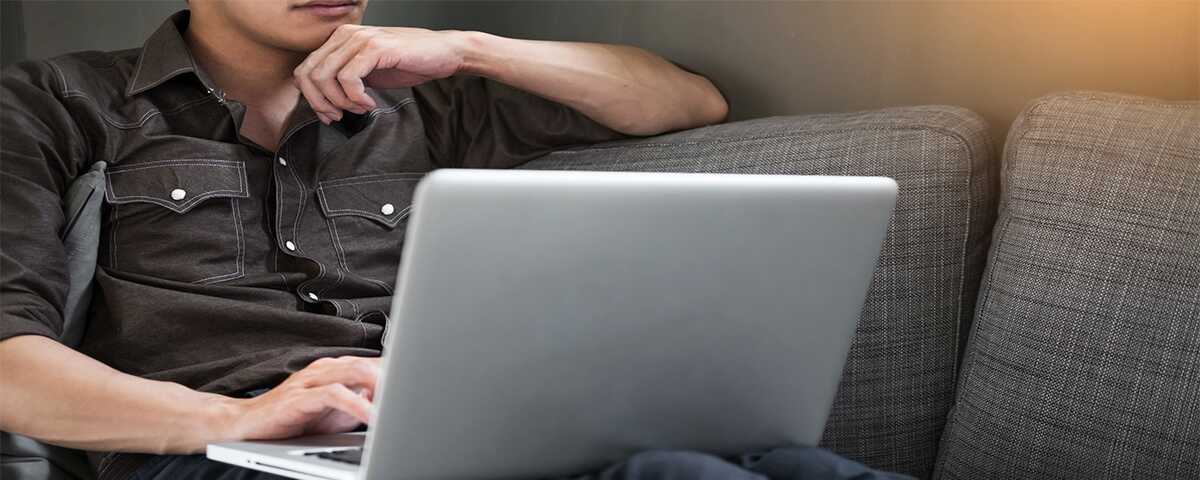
293;0;360;18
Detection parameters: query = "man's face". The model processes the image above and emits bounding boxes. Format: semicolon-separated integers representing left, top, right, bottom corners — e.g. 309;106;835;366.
196;0;369;52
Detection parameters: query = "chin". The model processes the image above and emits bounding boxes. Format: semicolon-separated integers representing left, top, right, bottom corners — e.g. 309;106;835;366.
276;27;346;52
287;36;338;52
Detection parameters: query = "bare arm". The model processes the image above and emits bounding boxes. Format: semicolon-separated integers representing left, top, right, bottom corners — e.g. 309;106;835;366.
456;33;728;136
0;336;230;453
0;335;377;454
293;25;728;136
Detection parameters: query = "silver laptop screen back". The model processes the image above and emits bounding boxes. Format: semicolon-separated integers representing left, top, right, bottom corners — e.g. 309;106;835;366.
364;170;896;480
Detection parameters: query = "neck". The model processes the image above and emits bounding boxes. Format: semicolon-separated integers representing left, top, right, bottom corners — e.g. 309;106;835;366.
184;15;304;105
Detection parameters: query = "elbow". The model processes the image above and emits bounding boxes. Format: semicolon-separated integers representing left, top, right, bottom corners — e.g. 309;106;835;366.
700;84;729;126
606;77;728;137
672;76;728;132
689;71;728;126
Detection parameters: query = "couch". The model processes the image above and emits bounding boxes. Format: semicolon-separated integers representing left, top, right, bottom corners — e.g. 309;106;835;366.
3;91;1197;479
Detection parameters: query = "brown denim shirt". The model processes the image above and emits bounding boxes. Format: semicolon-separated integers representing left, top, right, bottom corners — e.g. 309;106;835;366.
0;10;623;479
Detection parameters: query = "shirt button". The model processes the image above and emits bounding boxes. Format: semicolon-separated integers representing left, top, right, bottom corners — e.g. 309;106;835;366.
381;203;395;215
285;241;296;251
278;156;287;166
170;189;186;201
307;292;319;301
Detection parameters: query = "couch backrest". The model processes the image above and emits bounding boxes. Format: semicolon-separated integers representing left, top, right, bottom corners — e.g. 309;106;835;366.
522;106;997;477
935;92;1200;479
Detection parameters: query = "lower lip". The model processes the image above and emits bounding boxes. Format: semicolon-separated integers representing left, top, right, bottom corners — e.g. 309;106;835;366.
297;4;357;17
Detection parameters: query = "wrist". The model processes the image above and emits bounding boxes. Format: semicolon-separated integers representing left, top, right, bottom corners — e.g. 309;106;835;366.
449;30;505;78
204;394;245;441
179;391;244;452
139;383;243;454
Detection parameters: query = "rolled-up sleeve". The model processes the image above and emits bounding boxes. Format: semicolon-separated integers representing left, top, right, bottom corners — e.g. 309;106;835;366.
1;60;87;341
413;75;628;169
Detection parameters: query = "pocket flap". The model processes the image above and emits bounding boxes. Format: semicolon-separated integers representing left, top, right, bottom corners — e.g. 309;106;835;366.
104;159;249;214
317;173;423;228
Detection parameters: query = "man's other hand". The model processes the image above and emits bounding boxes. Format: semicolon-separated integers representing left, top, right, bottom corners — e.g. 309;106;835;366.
294;24;465;124
221;356;381;441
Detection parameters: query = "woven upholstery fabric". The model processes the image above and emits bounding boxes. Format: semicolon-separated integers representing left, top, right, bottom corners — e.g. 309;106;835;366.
522;107;997;477
935;92;1200;479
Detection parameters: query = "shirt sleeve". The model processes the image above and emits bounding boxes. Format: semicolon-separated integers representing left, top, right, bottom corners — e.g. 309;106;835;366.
412;75;629;169
0;60;87;341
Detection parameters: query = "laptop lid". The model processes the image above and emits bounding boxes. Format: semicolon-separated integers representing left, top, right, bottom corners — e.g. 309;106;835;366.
363;170;897;479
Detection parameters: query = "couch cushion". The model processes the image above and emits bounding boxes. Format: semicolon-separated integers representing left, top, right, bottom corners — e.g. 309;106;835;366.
0;432;93;480
522;106;997;477
935;92;1200;478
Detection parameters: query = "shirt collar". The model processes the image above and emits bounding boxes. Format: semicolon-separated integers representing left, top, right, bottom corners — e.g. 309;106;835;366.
125;10;215;97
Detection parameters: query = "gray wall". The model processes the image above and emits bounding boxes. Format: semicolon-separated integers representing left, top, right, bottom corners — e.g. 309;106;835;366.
4;0;1198;142
409;0;1200;143
1;1;28;68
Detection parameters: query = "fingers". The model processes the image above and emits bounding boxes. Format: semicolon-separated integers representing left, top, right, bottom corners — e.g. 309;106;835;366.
339;51;380;110
295;62;341;124
339;53;380;111
296;25;377;123
298;383;372;424
295;26;353;123
314;43;374;115
293;356;381;395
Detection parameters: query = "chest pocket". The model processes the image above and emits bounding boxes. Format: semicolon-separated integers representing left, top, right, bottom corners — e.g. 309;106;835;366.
103;159;249;284
317;173;423;286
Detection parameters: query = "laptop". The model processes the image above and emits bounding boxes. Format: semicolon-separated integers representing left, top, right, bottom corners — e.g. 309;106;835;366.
208;169;897;480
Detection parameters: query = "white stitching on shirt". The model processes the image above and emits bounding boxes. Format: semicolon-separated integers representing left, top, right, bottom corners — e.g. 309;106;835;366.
62;89;217;130
108;203;120;270
124;48;149;96
105;162;248;213
326;215;394;295
286;157;307;249
106;159;244;173
284;145;332;305
317;172;424;188
195;197;246;284
315;175;419;227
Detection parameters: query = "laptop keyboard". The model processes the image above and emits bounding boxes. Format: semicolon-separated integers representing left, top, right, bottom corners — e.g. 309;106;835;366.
305;447;363;465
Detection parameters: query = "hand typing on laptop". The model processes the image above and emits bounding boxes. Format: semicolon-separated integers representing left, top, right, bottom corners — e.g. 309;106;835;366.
0;337;377;456
219;356;379;443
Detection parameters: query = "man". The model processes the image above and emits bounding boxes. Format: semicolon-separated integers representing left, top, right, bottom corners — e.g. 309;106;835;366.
0;0;722;476
0;2;908;479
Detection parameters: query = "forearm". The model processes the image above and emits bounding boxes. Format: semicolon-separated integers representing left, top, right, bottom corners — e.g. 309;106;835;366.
0;335;235;454
455;32;728;136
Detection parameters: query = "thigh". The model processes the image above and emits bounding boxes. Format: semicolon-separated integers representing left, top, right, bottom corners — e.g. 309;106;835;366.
574;448;915;480
737;448;916;480
129;454;288;480
574;450;766;480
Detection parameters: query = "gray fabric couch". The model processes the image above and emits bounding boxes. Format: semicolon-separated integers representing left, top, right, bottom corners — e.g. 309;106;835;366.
4;91;1198;480
936;92;1200;478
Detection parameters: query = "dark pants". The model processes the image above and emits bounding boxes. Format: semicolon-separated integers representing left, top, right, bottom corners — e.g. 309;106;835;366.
130;448;915;480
